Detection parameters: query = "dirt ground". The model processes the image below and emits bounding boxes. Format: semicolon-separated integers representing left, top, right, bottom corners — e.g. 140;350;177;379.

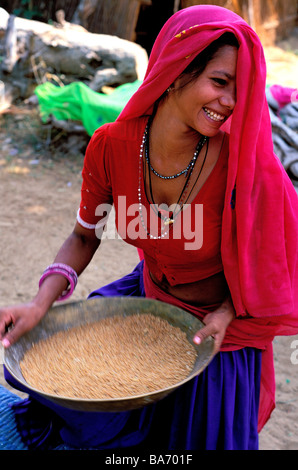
0;35;298;450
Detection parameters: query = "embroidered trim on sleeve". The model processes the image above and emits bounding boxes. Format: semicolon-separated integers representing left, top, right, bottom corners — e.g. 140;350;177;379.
76;209;97;229
76;209;110;230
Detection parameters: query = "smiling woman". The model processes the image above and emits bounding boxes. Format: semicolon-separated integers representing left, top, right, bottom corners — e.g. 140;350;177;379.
1;3;298;452
152;33;238;141
167;43;237;136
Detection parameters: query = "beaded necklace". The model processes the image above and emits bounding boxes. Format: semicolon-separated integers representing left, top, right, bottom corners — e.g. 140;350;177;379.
144;145;200;180
138;120;208;239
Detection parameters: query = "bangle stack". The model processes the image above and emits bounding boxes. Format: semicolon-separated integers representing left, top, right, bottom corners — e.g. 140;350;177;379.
39;263;78;301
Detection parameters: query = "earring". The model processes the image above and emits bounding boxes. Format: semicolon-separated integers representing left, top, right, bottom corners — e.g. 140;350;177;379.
167;86;173;93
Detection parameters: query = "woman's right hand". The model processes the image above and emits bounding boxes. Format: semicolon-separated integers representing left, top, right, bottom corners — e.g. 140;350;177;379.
0;223;101;349
0;301;46;348
0;270;68;348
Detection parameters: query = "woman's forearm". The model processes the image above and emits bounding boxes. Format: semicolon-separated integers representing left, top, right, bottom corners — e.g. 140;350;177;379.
33;224;101;313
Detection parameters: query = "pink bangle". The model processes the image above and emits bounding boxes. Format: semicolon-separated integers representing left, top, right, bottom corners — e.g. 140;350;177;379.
39;263;78;301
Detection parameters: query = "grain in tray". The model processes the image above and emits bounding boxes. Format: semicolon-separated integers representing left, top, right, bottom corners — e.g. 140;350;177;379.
20;313;197;399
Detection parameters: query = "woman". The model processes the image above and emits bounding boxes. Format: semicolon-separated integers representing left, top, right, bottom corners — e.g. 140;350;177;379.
1;5;298;450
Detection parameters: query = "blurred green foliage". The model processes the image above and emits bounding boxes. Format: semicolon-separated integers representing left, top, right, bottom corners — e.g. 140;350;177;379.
13;0;43;21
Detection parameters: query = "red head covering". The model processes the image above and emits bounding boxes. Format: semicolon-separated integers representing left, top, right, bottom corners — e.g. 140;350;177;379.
118;5;298;430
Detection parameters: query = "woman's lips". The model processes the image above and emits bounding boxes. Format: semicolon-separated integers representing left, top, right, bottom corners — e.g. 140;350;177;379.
203;107;226;122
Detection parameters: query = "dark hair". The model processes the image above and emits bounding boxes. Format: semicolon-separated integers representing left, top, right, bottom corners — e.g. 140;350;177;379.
175;32;239;91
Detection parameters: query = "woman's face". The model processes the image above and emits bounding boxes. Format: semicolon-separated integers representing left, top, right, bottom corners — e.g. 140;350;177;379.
171;45;238;137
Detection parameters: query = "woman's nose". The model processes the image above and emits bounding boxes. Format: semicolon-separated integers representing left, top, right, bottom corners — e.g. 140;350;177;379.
219;86;236;110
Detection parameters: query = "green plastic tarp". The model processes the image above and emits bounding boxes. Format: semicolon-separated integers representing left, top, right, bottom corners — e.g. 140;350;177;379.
34;80;142;136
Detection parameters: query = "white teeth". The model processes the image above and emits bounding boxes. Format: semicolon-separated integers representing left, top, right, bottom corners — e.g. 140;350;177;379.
204;107;225;122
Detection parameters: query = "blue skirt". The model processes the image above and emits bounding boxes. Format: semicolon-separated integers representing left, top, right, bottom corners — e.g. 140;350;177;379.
1;262;261;450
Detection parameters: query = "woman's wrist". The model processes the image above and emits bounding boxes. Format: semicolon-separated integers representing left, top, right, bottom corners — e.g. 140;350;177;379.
220;295;236;323
33;272;70;313
39;263;78;301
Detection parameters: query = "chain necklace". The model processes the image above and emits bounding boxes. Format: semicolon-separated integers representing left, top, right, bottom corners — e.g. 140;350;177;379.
138;120;208;239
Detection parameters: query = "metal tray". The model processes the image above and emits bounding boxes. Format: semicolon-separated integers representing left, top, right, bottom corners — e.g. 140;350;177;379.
4;296;215;412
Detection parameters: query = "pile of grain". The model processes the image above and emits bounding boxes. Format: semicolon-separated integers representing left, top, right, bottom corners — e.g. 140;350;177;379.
20;313;197;399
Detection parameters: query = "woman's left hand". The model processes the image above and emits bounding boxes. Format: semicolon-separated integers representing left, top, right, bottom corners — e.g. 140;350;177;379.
193;297;235;354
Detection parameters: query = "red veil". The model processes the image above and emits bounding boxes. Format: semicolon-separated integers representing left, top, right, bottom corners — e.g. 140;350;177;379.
118;5;298;430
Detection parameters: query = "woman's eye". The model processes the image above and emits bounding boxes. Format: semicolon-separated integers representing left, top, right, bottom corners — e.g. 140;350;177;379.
212;78;227;86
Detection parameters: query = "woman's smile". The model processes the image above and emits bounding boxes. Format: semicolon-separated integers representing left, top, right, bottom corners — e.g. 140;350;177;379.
203;106;226;123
